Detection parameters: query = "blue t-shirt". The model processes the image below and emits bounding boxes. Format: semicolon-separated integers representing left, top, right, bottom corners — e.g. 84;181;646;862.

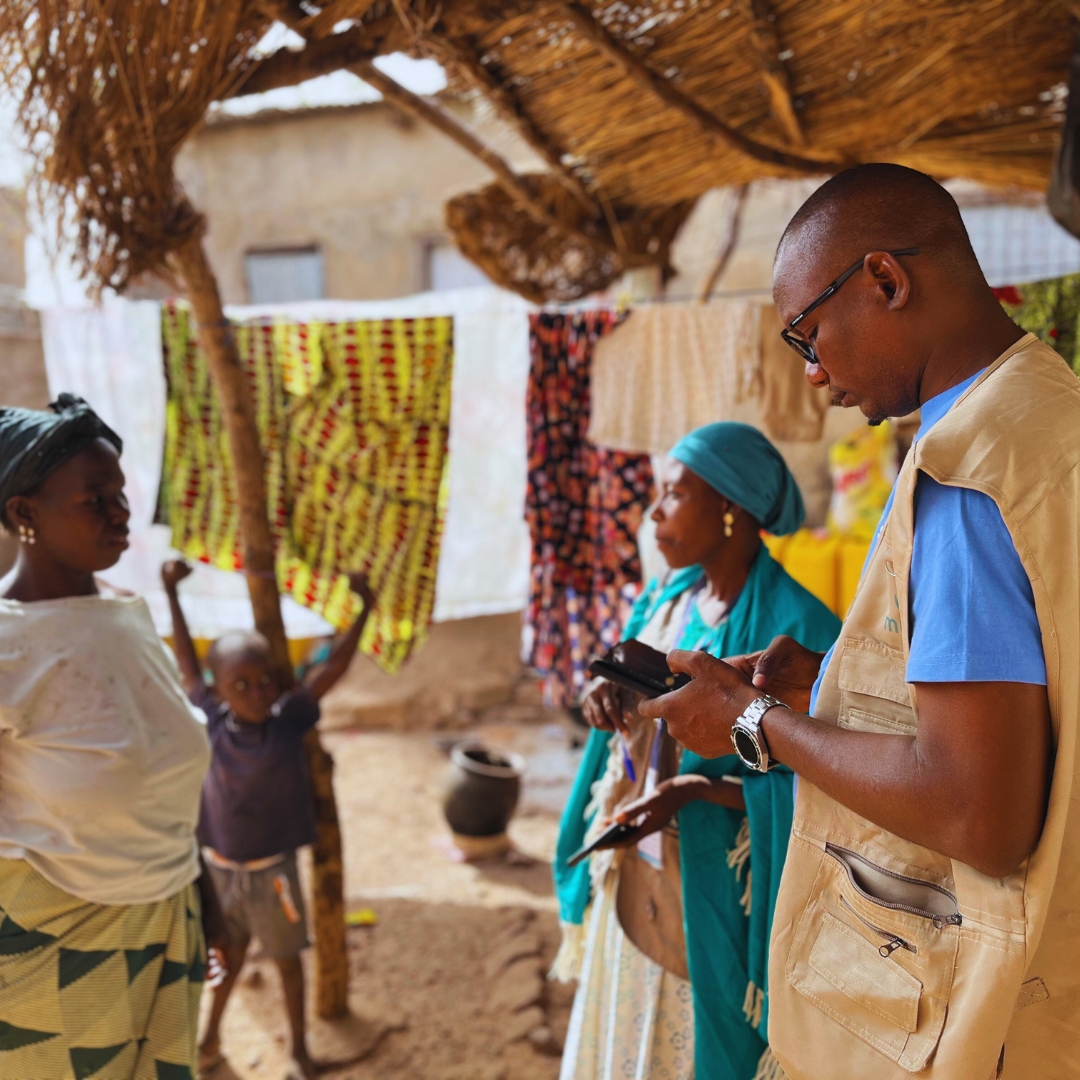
809;369;1046;713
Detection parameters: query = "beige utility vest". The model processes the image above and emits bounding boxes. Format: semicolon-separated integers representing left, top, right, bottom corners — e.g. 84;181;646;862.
768;335;1080;1080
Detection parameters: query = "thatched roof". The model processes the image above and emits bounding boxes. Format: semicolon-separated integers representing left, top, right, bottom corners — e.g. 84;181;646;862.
465;1;1071;200
1;1;1075;300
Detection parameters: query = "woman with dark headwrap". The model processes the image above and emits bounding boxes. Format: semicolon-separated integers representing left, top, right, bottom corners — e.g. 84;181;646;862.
554;422;840;1080
0;395;215;1079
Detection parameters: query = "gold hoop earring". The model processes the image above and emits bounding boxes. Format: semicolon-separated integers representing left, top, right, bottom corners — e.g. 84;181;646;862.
723;511;734;538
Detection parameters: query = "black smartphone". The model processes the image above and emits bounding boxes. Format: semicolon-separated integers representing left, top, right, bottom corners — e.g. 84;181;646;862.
566;820;639;868
588;639;691;699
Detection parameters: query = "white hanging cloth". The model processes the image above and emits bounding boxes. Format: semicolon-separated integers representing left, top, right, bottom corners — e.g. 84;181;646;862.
587;300;761;455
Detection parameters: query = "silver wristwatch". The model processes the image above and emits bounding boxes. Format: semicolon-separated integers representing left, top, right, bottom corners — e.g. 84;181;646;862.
730;695;784;773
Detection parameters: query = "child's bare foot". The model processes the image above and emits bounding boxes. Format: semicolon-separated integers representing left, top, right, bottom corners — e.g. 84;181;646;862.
197;1035;224;1077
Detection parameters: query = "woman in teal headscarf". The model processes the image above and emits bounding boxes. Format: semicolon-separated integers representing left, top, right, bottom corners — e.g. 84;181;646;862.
554;422;840;1080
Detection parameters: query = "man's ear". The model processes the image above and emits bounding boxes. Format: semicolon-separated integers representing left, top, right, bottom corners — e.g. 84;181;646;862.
865;250;912;310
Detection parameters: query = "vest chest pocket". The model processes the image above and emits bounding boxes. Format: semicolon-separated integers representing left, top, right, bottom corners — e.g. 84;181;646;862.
837;638;917;736
787;842;961;1072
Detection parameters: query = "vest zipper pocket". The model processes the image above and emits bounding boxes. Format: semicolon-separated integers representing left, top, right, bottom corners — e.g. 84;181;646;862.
840;895;917;957
826;843;962;928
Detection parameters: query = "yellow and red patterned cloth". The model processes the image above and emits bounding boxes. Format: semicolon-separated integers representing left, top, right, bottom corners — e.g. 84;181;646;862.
159;303;453;672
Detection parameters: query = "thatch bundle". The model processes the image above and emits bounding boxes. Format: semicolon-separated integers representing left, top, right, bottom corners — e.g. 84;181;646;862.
446;175;692;301
0;0;272;293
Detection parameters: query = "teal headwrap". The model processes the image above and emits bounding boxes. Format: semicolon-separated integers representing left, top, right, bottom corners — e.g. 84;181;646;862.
670;421;804;535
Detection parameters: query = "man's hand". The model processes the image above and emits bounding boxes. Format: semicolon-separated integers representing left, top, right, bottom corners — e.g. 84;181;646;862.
638;651;759;758
347;571;376;611
725;635;826;714
161;558;193;590
581;677;638;735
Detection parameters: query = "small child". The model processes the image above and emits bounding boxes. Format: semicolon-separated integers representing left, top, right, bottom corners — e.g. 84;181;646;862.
162;559;376;1080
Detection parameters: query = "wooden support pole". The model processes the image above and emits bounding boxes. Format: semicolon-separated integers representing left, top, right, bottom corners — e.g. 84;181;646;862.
169;234;290;672
351;58;610;248
351;60;532;210
697;183;750;302
558;1;838;173
302;728;348;1019
437;36;599;212
234;6;410;98
252;9;614;248
302;0;383;40
238;29;384;97
743;0;805;146
170;230;350;1019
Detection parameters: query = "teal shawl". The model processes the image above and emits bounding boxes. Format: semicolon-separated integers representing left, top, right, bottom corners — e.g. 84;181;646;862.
554;545;840;1080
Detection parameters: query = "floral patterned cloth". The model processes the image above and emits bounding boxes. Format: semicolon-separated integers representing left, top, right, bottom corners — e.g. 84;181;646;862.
560;865;696;1080
525;311;655;707
995;275;1080;375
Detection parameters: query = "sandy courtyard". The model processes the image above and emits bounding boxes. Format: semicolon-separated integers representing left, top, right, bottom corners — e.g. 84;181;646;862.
203;714;584;1080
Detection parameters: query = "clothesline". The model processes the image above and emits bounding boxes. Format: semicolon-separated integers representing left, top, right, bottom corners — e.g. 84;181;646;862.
536;287;774;313
38;272;1079;683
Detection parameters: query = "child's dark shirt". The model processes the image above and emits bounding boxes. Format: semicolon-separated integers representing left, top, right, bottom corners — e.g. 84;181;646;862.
193;685;319;862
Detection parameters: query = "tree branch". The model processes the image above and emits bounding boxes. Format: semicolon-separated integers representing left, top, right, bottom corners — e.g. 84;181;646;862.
240;7;615;250
743;0;805;146
557;1;839;173
697;183;750;301
350;58;609;247
436;35;599;212
228;16;408;99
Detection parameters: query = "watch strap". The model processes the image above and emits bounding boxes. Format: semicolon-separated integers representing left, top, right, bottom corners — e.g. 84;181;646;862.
732;694;783;772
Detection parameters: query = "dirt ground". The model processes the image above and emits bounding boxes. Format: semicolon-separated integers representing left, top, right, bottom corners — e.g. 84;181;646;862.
203;705;585;1080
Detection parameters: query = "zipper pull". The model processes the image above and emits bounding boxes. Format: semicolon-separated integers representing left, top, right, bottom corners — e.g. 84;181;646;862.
878;938;906;957
932;913;963;929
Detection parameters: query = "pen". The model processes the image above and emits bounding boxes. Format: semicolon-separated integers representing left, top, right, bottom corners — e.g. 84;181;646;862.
620;733;637;782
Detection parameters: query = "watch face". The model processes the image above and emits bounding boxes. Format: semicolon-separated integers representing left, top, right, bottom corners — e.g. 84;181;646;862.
731;726;762;769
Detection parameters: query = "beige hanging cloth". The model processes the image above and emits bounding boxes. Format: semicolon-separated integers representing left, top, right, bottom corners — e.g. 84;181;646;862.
587;300;760;454
757;303;831;442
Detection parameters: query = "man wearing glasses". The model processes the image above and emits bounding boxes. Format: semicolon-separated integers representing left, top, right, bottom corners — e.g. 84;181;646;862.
640;164;1080;1079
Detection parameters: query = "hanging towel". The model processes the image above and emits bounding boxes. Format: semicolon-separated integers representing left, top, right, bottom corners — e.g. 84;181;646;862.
757;304;832;443
159;303;453;673
525;311;654;707
586;300;760;455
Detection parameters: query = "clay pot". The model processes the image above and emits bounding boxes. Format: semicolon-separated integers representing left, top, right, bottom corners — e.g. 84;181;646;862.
442;742;525;857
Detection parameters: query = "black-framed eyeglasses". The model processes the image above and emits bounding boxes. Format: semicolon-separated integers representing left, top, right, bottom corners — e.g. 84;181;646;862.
780;248;920;364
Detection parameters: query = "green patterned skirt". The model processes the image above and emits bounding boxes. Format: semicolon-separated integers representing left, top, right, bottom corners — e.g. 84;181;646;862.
0;857;204;1079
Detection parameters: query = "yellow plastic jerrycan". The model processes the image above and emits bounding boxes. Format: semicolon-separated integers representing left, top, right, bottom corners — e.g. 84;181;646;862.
780;529;841;615
838;537;872;617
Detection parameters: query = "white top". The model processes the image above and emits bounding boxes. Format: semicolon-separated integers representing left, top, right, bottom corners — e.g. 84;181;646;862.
0;592;211;904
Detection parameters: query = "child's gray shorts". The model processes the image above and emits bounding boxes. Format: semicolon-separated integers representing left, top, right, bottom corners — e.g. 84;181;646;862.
205;849;309;959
